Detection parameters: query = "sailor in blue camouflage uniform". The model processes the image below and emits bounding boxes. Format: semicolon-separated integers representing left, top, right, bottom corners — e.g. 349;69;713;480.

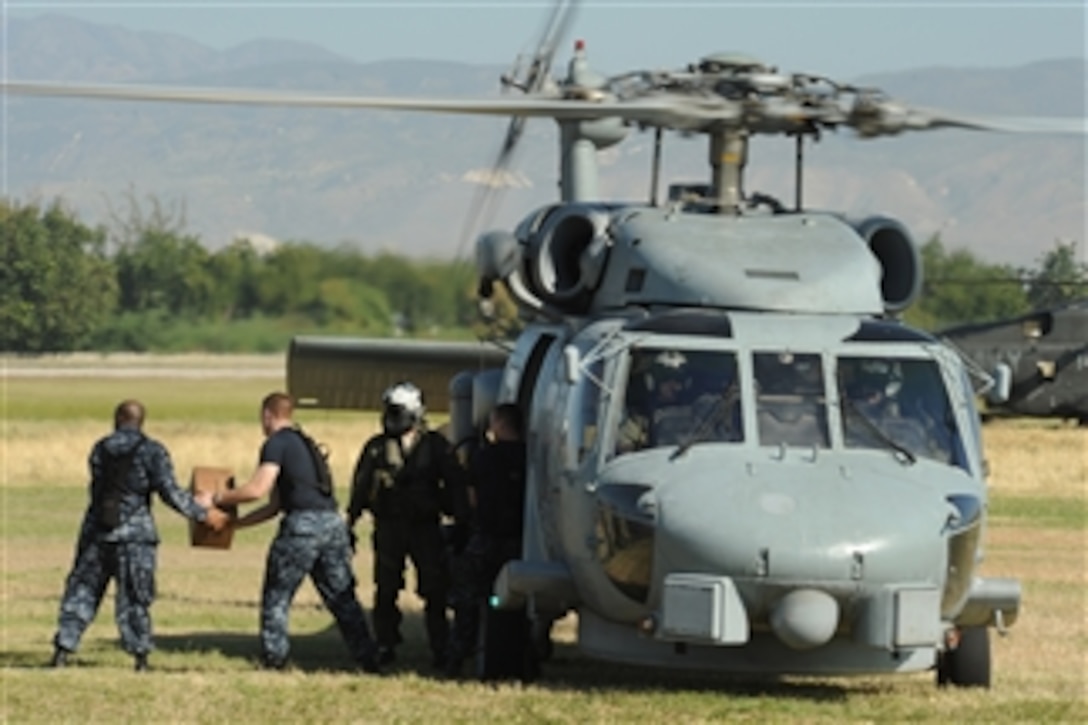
51;399;227;671
215;391;379;672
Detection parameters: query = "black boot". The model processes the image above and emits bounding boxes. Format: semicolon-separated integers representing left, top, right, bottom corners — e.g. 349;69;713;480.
134;653;149;672
442;656;464;680
260;653;287;671
431;649;448;671
357;646;382;675
50;647;69;668
375;646;396;666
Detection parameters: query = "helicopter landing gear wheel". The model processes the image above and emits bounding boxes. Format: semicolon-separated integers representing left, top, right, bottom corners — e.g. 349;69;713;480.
937;626;991;688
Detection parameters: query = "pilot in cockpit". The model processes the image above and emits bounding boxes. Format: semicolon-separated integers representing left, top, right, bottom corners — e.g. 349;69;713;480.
616;350;691;452
842;360;958;464
616;350;741;454
842;362;929;454
754;352;829;448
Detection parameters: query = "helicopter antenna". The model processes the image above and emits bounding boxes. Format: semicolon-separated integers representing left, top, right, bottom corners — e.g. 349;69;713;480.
650;126;663;206
794;133;804;211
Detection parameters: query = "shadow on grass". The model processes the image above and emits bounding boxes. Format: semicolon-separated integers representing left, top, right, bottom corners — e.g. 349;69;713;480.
0;628;373;674
158;620;866;700
155;629;361;672
532;640;861;701
2;613;872;701
154;610;445;674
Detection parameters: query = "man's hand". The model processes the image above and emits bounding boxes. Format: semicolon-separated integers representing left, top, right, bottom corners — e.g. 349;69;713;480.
194;490;214;509
204;506;231;533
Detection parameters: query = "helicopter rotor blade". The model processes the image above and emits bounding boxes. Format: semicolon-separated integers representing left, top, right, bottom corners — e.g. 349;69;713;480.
454;135;522;278
9;80;1083;140
457;0;582;267
910;110;1088;135
523;0;580;95
2;80;721;126
845;96;1088;137
454;0;583;256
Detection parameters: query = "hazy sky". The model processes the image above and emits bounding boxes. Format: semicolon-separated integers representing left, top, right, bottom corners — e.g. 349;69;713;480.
5;1;1086;79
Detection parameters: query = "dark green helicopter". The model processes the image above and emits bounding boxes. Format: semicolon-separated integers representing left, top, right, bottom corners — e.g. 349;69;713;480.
5;0;1084;689
940;300;1088;424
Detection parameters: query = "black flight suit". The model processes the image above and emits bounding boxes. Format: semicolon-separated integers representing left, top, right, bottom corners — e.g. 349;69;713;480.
444;438;527;675
348;428;468;666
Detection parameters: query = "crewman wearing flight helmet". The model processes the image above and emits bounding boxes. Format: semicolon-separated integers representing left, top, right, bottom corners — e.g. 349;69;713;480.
347;381;469;669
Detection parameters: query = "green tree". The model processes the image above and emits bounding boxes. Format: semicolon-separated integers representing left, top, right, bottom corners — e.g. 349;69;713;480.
906;236;1029;330
416;260;477;329
1023;240;1087;309
312;277;392;332
114;228;215;316
365;252;431;333
206;240;263;319
0;199;117;352
253;242;325;316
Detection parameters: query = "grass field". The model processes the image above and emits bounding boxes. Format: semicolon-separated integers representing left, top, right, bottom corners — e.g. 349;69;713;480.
2;359;1085;722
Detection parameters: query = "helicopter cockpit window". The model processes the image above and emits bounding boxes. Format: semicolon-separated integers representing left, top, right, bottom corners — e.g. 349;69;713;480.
838;356;966;469
573;356;607;464
614;348;742;455
754;352;830;448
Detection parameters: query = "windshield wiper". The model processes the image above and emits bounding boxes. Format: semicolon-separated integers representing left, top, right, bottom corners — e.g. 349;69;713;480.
840;394;917;465
671;385;740;460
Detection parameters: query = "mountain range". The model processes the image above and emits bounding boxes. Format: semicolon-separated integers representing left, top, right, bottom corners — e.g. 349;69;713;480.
6;13;1086;267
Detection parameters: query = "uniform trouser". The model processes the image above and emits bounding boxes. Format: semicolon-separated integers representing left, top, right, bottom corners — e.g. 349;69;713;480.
446;533;520;666
260;510;375;665
54;539;156;656
371;518;449;658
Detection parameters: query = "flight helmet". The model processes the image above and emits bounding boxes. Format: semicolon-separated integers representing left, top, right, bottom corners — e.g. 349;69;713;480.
381;381;425;435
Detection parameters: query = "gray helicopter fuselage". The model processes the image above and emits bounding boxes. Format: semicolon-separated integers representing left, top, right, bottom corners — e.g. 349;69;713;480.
494;308;1017;676
287;198;1021;680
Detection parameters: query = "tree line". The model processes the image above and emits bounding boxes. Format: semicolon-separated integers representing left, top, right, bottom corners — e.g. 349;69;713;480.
2;197;1085;353
2;198;480;352
903;236;1087;330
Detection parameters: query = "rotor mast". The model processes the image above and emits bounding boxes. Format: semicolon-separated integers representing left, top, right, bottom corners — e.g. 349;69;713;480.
709;128;749;213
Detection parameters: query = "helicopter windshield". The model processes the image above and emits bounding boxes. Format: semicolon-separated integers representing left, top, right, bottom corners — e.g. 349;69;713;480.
837;356;966;468
754;351;830;448
615;348;743;455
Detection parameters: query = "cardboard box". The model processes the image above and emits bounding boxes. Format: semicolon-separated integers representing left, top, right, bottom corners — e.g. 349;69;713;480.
189;466;236;549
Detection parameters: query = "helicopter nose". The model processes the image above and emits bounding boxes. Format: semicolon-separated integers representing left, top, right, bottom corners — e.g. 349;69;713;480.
653;462;952;585
638;456;964;652
769;588;839;650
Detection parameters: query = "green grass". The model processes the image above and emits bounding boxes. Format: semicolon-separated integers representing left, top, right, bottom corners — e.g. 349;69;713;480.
989;494;1087;530
3;377;281;422
1;372;396;428
2;366;1085;722
87;312;478;353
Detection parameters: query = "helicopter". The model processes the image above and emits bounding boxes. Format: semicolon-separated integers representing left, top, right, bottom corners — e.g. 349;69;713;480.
6;0;1083;690
939;300;1088;425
